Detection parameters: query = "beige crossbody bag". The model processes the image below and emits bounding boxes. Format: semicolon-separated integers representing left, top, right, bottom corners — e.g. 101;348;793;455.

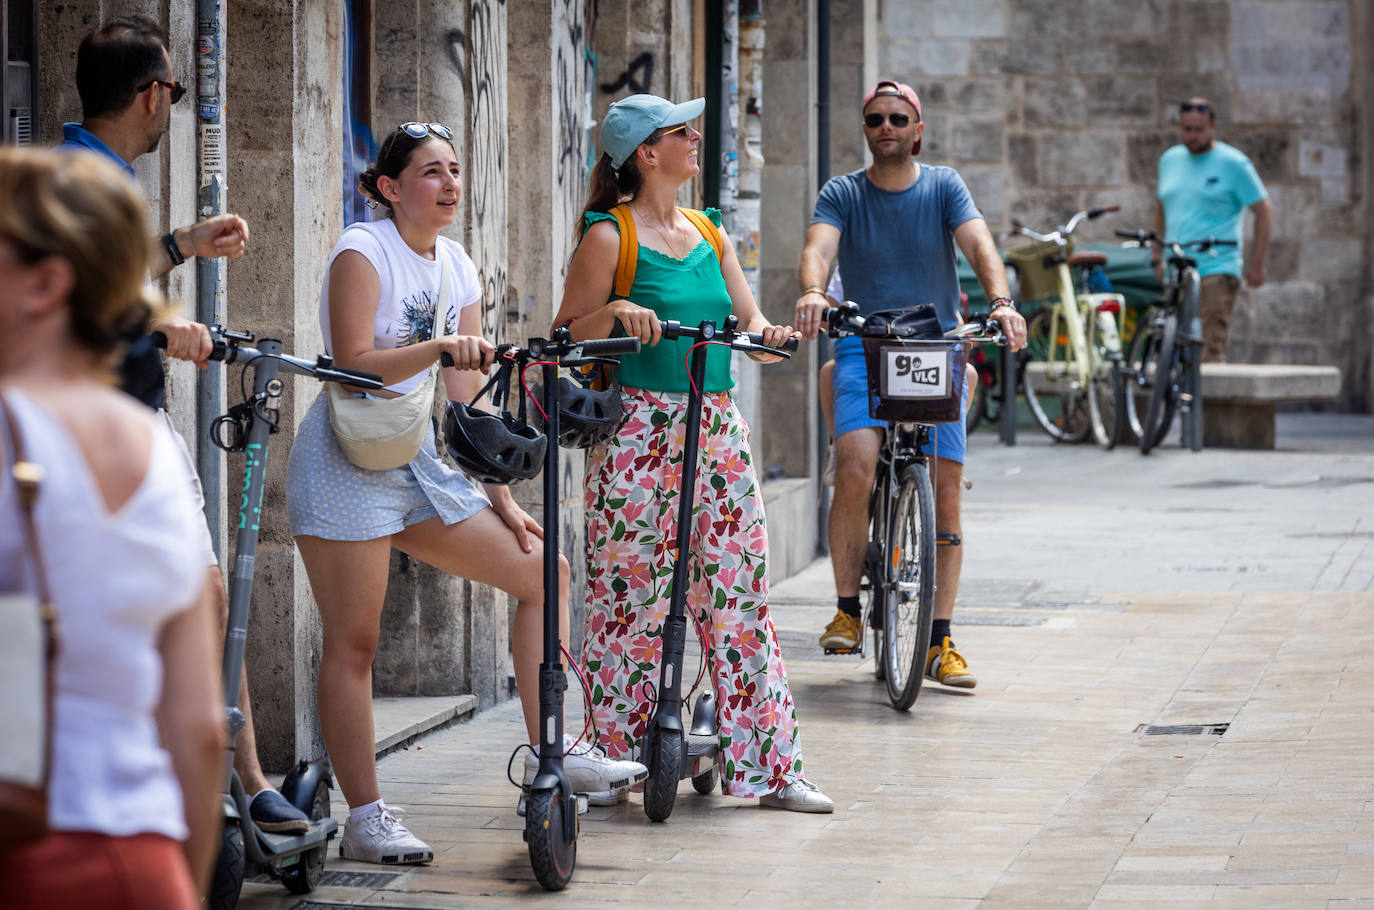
326;255;453;471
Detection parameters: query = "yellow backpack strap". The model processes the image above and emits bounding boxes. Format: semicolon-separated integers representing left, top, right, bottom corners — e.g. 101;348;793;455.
608;203;638;298
677;207;724;262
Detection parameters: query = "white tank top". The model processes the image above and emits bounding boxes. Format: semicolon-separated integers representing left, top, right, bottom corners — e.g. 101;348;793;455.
0;390;205;840
319;219;483;394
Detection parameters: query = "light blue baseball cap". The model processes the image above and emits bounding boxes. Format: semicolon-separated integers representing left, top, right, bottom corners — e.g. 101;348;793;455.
601;94;706;169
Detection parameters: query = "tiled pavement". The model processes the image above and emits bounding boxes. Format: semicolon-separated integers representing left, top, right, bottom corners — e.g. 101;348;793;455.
239;414;1374;909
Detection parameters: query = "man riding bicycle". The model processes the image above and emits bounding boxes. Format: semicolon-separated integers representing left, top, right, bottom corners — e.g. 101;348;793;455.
794;80;1026;688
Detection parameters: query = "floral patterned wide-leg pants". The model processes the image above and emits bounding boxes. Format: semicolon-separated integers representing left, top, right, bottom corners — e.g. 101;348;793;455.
582;386;804;798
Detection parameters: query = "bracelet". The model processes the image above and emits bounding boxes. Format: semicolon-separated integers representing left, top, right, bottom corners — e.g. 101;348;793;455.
988;297;1016;312
801;285;828;298
161;232;186;267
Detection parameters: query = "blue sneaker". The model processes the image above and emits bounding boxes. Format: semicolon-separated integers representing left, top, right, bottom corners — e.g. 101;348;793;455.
249;789;310;834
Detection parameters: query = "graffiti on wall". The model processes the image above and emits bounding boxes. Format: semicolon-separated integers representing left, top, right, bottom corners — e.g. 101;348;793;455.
598;52;654;96
552;0;586;282
444;0;509;342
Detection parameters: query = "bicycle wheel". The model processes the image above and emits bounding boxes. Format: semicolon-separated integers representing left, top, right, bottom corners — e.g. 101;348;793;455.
883;463;936;711
1022;308;1091;443
1087;354;1119;449
1122;319;1173;449
1141;313;1180;455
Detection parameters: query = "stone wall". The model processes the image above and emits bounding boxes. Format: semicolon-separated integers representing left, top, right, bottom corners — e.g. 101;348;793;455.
878;0;1372;410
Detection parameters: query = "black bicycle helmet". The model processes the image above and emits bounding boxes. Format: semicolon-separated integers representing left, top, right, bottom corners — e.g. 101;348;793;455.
443;401;546;484
530;375;625;449
442;357;546;484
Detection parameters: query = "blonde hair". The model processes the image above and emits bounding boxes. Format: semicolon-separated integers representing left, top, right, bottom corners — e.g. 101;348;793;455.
0;147;161;357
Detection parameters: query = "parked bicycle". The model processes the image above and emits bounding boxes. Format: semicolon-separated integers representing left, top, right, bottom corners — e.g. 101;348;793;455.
1114;231;1236;454
1005;206;1127;448
823;303;1005;710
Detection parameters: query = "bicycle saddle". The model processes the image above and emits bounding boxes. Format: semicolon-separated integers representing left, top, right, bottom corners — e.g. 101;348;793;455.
1067;251;1108;268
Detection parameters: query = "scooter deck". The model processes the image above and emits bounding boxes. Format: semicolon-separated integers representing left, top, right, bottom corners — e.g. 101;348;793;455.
255;817;337;856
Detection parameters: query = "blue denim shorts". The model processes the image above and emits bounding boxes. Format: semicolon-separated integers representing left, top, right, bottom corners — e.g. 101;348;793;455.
832;336;969;464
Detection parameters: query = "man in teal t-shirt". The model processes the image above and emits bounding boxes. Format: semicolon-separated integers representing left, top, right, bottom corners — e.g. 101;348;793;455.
1155;96;1273;362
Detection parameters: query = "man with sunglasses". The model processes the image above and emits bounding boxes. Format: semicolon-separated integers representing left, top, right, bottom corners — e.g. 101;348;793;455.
57;16;306;839
794;80;1026;690
1155;97;1272;362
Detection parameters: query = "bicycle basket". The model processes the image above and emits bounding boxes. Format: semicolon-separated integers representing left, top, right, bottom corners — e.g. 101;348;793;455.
1004;238;1072;303
861;336;968;424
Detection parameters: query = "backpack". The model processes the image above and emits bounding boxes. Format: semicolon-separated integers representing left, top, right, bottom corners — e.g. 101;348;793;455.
606;203;725;297
580;205;726;390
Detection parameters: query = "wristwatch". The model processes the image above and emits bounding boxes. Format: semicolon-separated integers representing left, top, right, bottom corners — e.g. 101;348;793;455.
161;232;186;267
989;297;1016;312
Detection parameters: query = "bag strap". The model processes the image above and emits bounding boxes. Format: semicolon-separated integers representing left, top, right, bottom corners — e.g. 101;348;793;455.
607;203;638;298
677;207;725;262
0;393;59;790
435;251;454;342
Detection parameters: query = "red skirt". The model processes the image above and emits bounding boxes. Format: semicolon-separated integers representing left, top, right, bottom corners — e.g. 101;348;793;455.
1;830;197;909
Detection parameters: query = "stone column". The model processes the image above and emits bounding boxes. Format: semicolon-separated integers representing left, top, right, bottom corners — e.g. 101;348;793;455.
221;0;344;770
758;2;817;480
507;0;591;648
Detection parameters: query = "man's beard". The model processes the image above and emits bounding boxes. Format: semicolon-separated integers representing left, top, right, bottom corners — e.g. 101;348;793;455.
867;138;911;165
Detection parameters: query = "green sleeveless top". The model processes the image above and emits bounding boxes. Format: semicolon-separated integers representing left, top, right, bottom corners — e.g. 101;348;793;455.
584;207;733;394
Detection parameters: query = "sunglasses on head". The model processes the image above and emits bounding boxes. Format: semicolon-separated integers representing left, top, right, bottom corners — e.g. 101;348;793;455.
139;79;186;104
400;121;454;140
864;111;911;129
1180;102;1210;114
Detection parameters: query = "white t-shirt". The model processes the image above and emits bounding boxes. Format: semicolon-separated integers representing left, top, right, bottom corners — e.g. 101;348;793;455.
320;218;483;394
0;390;205;840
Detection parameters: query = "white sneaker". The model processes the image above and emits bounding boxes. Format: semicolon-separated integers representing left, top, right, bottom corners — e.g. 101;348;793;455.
339;804;433;865
586;788;630;807
758;779;834;814
523;735;648;793
821;442;836;487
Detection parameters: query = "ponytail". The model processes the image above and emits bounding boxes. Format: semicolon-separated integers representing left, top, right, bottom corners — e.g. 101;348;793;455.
575;126;665;240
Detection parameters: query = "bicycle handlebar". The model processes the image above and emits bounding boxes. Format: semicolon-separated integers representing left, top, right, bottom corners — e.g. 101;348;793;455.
151;328;385;390
659;317;799;358
822;302;1005;345
1114;230;1239;259
1011;204;1119;244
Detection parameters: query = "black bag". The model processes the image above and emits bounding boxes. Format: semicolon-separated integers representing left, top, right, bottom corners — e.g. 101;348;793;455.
861;305;943;340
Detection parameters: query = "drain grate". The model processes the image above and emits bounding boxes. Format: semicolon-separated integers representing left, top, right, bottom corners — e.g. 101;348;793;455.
1136;723;1229;736
317;869;406;889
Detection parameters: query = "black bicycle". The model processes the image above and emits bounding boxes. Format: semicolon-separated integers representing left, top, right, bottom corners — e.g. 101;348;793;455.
823;304;1004;710
1115;232;1235;454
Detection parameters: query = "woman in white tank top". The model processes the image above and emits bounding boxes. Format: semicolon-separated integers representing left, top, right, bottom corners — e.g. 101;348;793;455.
0;149;223;906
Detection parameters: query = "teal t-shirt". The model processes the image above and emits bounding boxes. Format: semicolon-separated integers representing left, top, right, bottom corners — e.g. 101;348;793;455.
583;207;733;394
1157;141;1267;278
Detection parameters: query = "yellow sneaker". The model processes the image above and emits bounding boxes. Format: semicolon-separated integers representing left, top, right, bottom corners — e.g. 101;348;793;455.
819;610;861;650
926;636;977;688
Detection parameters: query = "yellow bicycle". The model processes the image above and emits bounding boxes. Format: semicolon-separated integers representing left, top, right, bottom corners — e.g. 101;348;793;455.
1005;206;1127;447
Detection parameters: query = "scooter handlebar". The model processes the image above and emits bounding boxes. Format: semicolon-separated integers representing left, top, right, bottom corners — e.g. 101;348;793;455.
578;336;643;357
153;328;384;388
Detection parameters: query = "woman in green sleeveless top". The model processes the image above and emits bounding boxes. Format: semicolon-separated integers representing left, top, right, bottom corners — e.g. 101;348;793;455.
552;94;832;813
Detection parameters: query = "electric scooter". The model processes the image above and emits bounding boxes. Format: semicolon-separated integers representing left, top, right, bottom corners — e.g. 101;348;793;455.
640;316;796;823
157;328;382;909
448;327;640;891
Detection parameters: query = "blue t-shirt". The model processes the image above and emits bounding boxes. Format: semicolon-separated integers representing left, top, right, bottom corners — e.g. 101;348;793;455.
1157;141;1267;279
58;123;164;410
811;165;982;334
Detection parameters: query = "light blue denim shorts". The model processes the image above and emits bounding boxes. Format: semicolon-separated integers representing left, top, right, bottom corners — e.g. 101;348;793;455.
286;391;490;541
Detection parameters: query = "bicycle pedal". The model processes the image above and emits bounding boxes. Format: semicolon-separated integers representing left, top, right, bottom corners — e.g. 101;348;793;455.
823;646;860;655
936;533;962;547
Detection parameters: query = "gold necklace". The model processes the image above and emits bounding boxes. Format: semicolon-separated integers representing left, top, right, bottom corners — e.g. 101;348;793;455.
634;206;687;259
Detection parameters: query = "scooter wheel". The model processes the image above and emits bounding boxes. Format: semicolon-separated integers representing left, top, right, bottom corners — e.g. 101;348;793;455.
281;778;330;894
526;785;576;891
209;820;245;910
642;730;683;823
691;765;719;796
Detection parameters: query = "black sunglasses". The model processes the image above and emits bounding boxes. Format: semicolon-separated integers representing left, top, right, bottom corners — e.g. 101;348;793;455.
139;79;186;104
863;112;911;129
400;121;454;140
1180;102;1210;113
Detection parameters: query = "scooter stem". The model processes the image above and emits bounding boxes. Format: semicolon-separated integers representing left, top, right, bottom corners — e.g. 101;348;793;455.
653;320;715;727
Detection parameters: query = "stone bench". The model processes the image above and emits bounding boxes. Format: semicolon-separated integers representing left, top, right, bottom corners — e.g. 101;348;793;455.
1021;361;1341;449
1200;363;1342;449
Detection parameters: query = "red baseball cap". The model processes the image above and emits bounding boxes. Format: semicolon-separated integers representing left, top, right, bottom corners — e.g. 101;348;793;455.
863;80;923;156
